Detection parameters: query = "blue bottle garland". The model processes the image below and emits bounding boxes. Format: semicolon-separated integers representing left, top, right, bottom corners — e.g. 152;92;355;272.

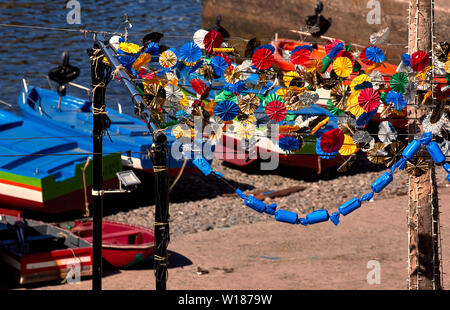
191;131;450;227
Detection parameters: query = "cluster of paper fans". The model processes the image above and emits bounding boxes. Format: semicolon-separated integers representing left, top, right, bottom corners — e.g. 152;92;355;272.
110;28;449;175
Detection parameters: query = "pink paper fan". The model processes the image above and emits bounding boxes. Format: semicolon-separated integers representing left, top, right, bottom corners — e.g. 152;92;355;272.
358;88;381;112
252;48;275;70
264;100;287;122
290;48;311;65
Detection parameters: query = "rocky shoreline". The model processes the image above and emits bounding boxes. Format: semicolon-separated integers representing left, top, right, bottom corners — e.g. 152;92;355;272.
104;158;448;237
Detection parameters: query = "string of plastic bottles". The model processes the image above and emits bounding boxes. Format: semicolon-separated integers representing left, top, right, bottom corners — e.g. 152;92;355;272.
191;131;450;227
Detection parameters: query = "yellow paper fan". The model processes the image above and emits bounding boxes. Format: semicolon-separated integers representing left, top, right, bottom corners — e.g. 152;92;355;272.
311;117;329;134
339;135;359;156
332;57;353;78
283;71;300;87
346;90;364;117
118;42;141;54
306;59;323;73
276;87;289;97
179;96;190;107
132;53;152;71
350;74;371;92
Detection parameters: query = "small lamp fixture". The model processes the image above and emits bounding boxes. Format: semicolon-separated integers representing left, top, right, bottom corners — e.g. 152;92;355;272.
116;170;141;192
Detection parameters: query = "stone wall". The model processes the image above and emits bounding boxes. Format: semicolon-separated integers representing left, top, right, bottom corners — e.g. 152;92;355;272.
202;0;450;63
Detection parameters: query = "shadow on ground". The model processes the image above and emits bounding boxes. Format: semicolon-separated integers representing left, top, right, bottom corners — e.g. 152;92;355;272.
119;250;193;271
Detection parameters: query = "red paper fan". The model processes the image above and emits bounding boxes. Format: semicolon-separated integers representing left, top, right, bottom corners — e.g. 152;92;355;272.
290;48;311;65
360;47;375;65
203;30;223;53
410;50;429;72
320;128;345;153
252;48;275;70
325;39;344;54
190;78;207;95
358;88;381;112
336;50;355;65
264;100;287;122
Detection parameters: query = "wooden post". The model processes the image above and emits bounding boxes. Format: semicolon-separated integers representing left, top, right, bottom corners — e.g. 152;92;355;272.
407;0;442;290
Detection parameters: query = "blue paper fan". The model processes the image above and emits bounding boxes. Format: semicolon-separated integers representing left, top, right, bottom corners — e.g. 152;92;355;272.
326;42;344;60
188;59;204;74
211;56;229;77
143;42;160;58
401;53;411;67
224;80;246;93
386;90;407;110
254;44;275;55
179;42;202;63
365;46;385;63
279;136;301;152
117;55;137;71
214;100;240;121
292;45;313;54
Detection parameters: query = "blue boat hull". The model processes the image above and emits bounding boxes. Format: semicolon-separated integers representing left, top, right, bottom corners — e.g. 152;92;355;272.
18;86;211;174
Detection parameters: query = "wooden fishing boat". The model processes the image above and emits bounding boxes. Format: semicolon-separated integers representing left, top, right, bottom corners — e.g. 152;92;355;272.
18;83;204;176
214;105;345;173
57;219;155;269
178;58;346;173
0;213;92;285
0;109;121;214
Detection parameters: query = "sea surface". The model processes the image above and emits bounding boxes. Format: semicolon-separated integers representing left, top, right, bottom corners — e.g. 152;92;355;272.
0;0;202;115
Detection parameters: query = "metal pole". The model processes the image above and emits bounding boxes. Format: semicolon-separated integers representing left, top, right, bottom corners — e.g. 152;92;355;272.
93;34;170;290
407;0;441;290
89;42;106;291
151;139;169;291
94;34;160;134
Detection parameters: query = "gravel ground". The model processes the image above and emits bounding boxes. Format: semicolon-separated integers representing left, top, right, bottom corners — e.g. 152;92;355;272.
103;157;449;237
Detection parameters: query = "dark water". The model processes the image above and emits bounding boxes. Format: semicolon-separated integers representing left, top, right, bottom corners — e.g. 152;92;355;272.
0;0;202;114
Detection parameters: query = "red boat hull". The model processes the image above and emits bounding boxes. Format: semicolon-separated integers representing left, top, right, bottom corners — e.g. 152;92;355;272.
69;220;155;268
215;134;345;174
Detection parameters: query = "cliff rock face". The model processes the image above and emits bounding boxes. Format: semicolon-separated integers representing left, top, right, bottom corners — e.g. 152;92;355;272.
202;0;449;62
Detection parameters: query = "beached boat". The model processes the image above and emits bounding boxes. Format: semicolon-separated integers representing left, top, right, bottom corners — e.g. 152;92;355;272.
57;219;155;268
18;83;203;175
214;105;345;173
0;213;92;285
178;58;346;173
0;109;121;214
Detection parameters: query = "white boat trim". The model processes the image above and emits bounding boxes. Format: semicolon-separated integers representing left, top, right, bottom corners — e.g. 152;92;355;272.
26;256;91;270
0;181;43;203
